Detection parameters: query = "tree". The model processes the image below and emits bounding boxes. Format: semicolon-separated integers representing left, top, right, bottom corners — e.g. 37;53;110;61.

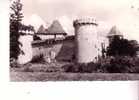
106;36;139;57
20;24;35;34
128;40;139;56
10;0;23;59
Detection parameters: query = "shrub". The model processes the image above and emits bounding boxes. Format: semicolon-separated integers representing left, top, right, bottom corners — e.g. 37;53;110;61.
78;62;96;73
61;64;79;72
46;66;60;72
23;63;61;72
23;66;34;72
31;54;45;63
61;62;96;73
99;56;136;73
10;58;21;68
131;57;139;73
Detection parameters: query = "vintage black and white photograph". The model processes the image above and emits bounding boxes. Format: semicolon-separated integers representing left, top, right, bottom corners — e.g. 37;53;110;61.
10;0;139;81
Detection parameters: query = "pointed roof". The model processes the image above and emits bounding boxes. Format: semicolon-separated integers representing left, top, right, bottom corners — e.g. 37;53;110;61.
37;25;46;33
46;20;66;34
107;26;123;37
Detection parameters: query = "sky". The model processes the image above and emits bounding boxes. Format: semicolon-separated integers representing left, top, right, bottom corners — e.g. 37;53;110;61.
20;0;139;41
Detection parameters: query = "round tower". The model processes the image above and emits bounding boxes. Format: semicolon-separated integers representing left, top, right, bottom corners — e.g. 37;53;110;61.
73;18;98;63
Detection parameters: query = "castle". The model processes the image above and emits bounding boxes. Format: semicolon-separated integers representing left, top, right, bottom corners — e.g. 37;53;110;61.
17;18;123;64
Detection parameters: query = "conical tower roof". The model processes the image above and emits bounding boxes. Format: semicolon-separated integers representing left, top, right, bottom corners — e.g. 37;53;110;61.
107;26;123;37
46;20;66;34
37;25;46;33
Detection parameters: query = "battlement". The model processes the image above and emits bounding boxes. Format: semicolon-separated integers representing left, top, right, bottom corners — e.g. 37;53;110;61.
73;18;98;27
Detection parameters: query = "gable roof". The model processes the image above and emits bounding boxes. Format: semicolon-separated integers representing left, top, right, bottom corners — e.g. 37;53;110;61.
107;26;123;37
46;20;66;34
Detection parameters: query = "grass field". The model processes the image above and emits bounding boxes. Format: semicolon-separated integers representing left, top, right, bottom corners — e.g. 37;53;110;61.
10;67;139;81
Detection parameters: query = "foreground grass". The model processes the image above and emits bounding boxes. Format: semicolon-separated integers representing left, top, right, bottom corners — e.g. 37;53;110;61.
10;68;139;81
10;59;139;81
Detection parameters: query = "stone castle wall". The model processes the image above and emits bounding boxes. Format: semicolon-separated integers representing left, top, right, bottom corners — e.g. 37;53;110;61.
17;35;33;64
32;36;75;62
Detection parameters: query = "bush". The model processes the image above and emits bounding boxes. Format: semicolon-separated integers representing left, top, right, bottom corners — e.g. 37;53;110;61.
61;64;79;72
61;62;96;73
10;58;21;68
23;63;61;72
23;66;34;72
78;62;96;73
46;66;60;72
31;54;45;63
99;56;136;73
131;57;139;73
62;56;139;73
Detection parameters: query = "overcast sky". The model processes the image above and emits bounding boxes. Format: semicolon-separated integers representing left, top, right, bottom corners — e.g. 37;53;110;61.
20;0;139;41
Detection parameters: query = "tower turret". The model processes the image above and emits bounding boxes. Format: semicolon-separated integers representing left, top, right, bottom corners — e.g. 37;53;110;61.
73;17;98;63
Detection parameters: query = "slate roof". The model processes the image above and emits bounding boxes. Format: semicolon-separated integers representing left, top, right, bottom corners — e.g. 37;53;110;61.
107;26;123;37
46;20;66;34
37;25;46;33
